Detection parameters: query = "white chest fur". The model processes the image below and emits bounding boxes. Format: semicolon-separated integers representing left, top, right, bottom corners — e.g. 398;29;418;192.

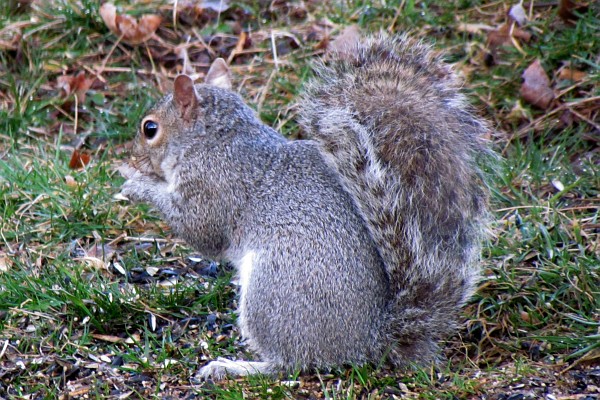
237;250;256;338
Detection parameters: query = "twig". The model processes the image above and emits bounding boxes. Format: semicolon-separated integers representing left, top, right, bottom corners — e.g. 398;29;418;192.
270;30;279;70
73;93;78;138
570;108;600;133
172;0;178;32
387;0;406;33
227;31;247;65
9;307;58;321
256;68;277;114
0;340;8;360
123;236;184;244
97;33;124;78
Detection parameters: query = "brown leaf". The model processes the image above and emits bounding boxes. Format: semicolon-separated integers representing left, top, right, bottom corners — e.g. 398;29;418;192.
486;23;532;64
99;2;118;32
85;242;116;261
68;149;91;170
56;72;95;103
487;23;531;49
556;65;588;82
91;334;126;343
100;3;161;45
521;59;555;110
558;0;588;24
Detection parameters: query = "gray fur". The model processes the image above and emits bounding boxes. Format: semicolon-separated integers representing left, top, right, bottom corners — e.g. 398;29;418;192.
120;34;491;378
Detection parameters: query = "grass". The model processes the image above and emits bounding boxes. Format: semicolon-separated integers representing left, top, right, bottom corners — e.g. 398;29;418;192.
1;0;599;398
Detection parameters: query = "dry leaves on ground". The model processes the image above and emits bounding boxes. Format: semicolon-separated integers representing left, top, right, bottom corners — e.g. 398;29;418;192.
56;72;95;103
521;59;555;110
68;149;92;170
100;3;161;45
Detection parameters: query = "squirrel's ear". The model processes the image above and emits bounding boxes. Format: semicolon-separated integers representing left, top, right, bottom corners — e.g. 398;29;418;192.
205;58;232;90
174;75;198;112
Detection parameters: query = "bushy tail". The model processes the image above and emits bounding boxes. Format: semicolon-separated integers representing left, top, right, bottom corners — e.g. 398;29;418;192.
299;33;491;364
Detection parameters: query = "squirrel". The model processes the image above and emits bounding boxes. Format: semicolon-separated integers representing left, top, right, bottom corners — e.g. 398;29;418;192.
119;32;491;380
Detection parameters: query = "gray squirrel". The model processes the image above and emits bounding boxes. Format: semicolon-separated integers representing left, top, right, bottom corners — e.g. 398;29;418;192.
119;33;491;379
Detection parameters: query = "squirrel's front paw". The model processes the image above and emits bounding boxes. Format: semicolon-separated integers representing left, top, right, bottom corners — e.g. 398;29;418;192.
119;172;160;203
118;163;138;180
120;178;144;203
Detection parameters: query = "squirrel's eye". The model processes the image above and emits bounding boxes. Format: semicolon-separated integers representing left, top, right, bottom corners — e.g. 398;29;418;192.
143;120;159;140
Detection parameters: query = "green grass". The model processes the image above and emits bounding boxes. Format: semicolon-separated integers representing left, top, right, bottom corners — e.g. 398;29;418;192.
1;0;599;398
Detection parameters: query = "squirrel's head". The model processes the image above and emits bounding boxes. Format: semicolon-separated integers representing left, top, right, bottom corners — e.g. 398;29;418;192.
131;58;233;177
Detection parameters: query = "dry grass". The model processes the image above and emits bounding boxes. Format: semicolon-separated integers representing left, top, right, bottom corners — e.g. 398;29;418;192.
0;0;598;398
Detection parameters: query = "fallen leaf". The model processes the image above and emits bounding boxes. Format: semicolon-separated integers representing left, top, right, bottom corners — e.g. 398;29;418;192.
85;242;116;261
78;256;107;270
100;3;161;45
99;3;118;32
486;22;532;64
487;23;531;49
69;149;91;170
558;0;588;24
56;72;95;103
509;2;528;26
556;65;588;82
91;334;126;343
521;59;555;110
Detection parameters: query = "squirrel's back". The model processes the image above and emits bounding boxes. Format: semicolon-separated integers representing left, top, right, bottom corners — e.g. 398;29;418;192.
300;34;491;364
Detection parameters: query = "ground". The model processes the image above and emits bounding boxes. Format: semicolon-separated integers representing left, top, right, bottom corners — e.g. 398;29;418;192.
0;0;598;399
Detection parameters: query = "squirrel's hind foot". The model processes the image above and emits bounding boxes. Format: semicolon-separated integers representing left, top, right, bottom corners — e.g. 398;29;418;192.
196;357;275;380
